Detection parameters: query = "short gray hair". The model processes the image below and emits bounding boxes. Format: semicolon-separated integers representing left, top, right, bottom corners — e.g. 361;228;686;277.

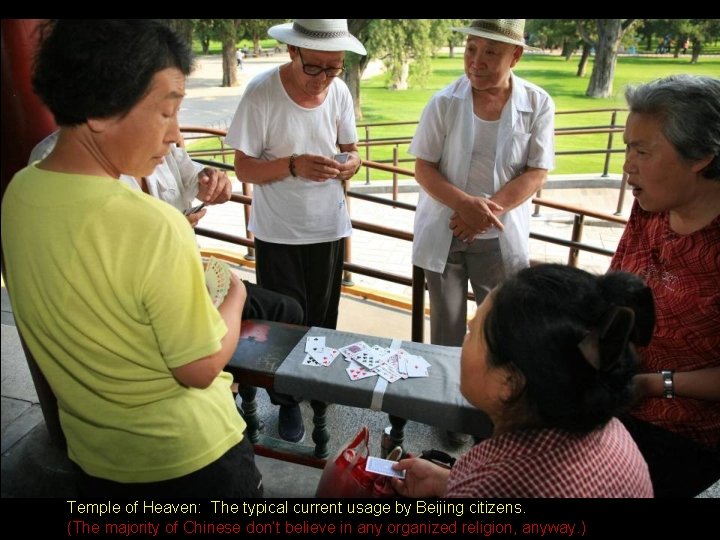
625;75;720;180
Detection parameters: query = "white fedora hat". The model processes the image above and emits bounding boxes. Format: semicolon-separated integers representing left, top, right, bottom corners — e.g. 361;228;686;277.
452;19;539;51
268;19;367;56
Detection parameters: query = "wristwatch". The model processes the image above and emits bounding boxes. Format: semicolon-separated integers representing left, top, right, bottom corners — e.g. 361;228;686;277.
660;370;674;399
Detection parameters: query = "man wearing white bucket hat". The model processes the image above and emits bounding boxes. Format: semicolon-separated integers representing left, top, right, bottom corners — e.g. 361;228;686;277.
226;19;365;443
410;19;555;444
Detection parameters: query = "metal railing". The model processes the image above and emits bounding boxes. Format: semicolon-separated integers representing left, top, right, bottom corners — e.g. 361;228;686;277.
188;136;628;343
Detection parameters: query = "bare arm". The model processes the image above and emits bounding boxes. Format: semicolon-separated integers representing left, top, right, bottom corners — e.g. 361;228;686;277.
415;158;504;242
171;273;246;389
234;150;341;185
449;167;547;241
634;366;720;402
490;167;547;215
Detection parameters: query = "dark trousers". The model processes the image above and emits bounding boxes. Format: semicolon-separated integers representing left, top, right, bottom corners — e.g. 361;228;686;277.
75;436;262;498
620;414;720;497
242;280;303;324
241;280;303;407
255;238;344;330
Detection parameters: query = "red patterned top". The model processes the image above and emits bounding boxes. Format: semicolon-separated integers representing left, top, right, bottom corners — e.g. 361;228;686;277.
610;202;720;448
447;418;652;498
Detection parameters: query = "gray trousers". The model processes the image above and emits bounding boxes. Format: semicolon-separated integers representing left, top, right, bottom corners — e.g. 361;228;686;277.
425;237;506;347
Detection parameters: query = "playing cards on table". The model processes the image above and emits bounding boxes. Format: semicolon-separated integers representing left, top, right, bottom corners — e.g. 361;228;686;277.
302;336;431;383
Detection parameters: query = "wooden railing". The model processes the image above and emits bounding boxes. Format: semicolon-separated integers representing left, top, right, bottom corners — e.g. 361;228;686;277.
189;147;628;343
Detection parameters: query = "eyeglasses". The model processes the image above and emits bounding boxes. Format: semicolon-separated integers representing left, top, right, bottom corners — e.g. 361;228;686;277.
297;49;344;78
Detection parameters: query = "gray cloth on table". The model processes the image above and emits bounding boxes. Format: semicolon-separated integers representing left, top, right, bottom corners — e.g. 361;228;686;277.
273;327;493;437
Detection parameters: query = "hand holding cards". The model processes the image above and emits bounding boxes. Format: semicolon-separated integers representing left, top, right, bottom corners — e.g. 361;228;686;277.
333;152;349;164
366;456;405;479
204;256;232;307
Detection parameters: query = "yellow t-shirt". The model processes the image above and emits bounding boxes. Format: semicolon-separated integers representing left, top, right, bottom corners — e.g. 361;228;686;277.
2;164;245;483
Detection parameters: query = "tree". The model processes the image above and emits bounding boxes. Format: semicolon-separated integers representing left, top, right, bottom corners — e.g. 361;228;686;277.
436;19;469;58
194;19;214;54
343;19;373;120
579;19;636;98
527;19;580;58
687;19;720;64
166;19;195;49
366;19;447;91
238;19;287;55
213;20;242;87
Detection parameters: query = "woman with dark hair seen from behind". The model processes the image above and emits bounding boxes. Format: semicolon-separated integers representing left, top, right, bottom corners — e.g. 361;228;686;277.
1;20;263;497
610;74;720;497
392;264;654;497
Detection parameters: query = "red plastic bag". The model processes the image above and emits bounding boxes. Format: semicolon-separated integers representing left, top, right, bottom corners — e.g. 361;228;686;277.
315;427;395;498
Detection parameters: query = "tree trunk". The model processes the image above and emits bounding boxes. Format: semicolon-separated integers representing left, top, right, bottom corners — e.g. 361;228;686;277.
222;36;238;87
586;20;623;98
392;62;410;90
344;56;370;120
201;37;210;55
562;39;574;60
690;41;702;64
673;42;681;58
448;41;455;58
576;43;590;76
253;36;261;56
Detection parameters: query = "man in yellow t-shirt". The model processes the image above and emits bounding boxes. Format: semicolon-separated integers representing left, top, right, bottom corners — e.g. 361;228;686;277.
1;20;261;497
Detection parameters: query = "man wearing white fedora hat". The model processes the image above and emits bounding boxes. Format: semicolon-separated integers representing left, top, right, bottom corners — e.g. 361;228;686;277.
410;19;555;444
226;19;365;443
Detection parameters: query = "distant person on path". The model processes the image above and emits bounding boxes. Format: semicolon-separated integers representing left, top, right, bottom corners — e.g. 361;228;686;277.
610;75;720;497
410;19;554;444
2;19;263;497
236;48;244;70
226;19;365;442
391;264;654;498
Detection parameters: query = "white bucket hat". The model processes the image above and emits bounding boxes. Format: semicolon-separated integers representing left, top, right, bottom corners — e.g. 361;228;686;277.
268;19;367;56
452;19;539;51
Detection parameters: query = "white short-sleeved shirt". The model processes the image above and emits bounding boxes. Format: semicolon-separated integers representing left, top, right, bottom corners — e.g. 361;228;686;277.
225;67;357;244
29;132;202;213
410;73;555;274
122;145;203;213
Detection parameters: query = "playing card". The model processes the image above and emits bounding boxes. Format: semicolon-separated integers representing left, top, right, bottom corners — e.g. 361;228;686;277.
309;347;340;367
204;256;232;308
305;336;326;354
351;348;385;371
302;354;323;367
339;341;370;360
375;361;403;383
346;362;376;381
371;345;395;363
405;354;430;377
397;356;408;375
365;456;405;479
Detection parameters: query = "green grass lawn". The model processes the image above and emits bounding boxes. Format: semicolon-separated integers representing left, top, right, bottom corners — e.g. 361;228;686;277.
187;53;720;180
356;53;720;179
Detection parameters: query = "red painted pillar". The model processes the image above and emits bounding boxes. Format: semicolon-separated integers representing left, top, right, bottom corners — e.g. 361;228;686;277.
1;19;56;199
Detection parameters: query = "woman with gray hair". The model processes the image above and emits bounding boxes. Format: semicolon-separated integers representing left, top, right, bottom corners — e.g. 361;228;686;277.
610;74;720;497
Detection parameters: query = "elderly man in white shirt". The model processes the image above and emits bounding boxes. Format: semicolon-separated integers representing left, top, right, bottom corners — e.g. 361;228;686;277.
410;20;555;443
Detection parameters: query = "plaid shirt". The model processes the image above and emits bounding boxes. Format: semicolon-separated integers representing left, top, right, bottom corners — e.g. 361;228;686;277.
610;202;720;448
447;418;653;498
